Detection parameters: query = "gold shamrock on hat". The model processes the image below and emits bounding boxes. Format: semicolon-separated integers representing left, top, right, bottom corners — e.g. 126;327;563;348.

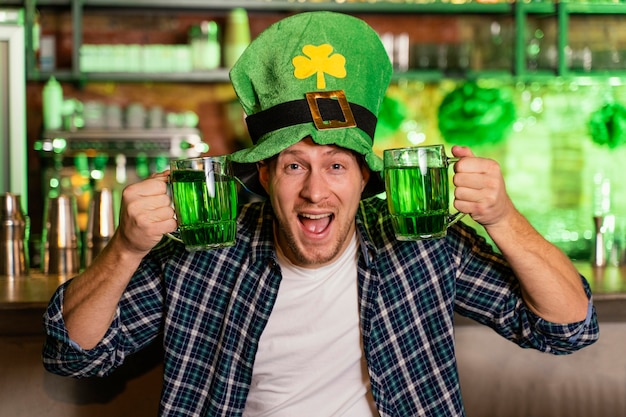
293;44;346;89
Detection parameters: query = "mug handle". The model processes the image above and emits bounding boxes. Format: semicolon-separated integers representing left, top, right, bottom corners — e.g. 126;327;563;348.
163;173;184;244
446;156;460;165
445;156;466;227
447;211;466;228
165;231;183;244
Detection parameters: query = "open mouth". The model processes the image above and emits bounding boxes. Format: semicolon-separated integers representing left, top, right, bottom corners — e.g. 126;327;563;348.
298;212;334;234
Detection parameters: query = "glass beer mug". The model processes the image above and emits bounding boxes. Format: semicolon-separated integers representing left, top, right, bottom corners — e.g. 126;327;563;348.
383;145;464;240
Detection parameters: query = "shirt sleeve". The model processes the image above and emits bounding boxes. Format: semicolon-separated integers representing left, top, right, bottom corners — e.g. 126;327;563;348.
42;248;168;378
42;280;127;378
450;222;600;355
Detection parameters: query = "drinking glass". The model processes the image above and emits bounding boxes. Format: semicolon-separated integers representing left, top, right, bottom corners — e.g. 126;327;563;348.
383;144;463;240
169;156;237;250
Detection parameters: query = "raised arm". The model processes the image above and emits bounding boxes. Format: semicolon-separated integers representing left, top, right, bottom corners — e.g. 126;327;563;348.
451;146;588;324
62;172;176;349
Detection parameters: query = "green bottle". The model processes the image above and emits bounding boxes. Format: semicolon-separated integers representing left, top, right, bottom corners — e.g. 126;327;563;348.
224;8;250;68
42;76;63;131
190;21;221;70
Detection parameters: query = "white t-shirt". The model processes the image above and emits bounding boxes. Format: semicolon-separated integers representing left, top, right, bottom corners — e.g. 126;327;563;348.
243;233;378;417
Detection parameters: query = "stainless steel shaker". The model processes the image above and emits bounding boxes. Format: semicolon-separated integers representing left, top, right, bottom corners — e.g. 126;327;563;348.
42;194;81;275
592;215;607;267
0;193;29;276
85;188;116;265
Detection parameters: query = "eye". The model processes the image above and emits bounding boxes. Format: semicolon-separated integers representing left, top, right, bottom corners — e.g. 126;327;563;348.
331;163;344;170
286;163;301;171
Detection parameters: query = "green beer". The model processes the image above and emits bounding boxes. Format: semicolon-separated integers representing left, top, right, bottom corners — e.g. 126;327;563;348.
171;169;237;250
385;165;449;240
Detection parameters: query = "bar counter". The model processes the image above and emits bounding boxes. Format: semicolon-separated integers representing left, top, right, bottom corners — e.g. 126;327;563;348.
0;273;70;336
573;263;626;322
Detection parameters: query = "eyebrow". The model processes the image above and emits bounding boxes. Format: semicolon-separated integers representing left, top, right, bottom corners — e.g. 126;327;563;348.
281;147;354;159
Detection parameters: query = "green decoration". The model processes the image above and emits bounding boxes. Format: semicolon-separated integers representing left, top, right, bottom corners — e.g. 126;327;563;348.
588;102;626;149
375;95;408;141
437;82;516;147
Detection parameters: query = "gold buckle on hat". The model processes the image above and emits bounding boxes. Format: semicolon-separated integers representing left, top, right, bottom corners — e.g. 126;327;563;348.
305;90;357;130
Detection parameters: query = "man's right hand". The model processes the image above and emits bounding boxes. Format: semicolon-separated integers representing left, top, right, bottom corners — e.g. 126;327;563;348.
114;171;177;256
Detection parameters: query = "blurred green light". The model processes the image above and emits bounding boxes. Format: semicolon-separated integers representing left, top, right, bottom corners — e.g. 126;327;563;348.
91;170;105;180
195;142;209;153
52;138;67;153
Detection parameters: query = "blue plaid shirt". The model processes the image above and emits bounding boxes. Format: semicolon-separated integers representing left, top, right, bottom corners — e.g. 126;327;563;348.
43;197;598;416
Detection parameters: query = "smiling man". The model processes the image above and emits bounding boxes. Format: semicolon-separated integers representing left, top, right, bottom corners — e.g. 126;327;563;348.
43;11;598;417
257;138;369;267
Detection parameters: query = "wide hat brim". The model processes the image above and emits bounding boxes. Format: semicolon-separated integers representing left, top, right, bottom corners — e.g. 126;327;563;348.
228;11;392;199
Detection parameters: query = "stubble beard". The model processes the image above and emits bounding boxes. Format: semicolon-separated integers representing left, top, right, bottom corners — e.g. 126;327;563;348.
274;218;353;268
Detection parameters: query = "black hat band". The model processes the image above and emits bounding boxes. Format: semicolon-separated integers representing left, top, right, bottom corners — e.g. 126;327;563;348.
245;92;378;145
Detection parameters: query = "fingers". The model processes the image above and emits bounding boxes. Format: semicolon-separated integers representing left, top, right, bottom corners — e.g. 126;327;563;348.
453;173;502;217
127;200;176;239
117;177;176;254
453;157;501;186
150;170;170;181
451;145;474;159
451;152;512;226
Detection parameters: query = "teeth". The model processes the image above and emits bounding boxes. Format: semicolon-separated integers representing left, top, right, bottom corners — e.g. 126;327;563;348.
300;213;331;220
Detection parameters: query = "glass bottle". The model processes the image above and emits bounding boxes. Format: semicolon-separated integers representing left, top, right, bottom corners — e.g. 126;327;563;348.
189;21;221;70
224;8;250;68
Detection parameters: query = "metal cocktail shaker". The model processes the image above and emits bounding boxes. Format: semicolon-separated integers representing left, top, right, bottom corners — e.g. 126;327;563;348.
42;194;81;275
0;193;29;276
592;215;607;267
85;188;116;265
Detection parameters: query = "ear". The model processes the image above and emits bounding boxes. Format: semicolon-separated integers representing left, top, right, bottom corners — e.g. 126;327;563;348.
360;165;371;193
257;161;271;194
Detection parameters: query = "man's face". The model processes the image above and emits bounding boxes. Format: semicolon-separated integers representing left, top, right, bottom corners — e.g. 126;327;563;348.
258;137;370;268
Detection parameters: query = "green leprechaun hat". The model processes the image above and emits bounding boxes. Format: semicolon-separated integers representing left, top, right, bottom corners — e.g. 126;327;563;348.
229;11;392;198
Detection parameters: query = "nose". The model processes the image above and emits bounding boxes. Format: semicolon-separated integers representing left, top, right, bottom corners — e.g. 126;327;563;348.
300;169;330;203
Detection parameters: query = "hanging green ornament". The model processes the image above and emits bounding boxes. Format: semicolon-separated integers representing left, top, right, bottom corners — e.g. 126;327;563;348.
437;82;516;147
375;95;408;142
588;102;626;149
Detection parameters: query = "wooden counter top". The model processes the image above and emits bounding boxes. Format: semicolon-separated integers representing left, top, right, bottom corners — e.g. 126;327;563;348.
574;262;626;296
0;273;73;336
0;273;71;309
